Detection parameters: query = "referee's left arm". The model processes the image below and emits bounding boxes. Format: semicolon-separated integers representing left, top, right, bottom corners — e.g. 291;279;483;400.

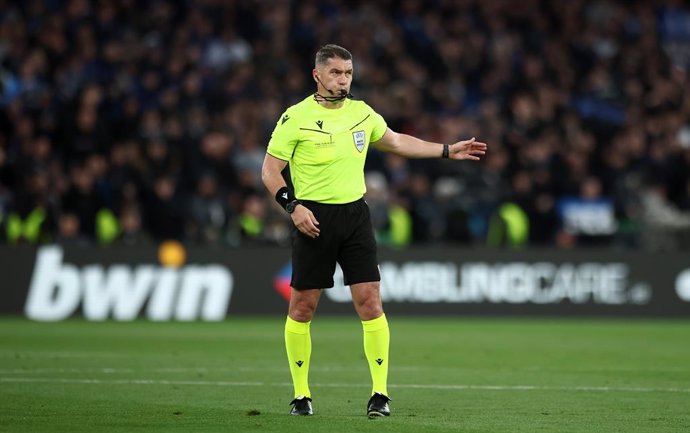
372;128;487;161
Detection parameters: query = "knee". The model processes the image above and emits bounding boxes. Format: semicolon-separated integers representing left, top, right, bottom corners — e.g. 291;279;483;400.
354;295;383;321
360;305;383;321
289;299;318;322
289;307;315;322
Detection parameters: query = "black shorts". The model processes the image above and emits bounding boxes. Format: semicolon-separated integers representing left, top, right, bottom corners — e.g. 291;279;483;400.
291;198;380;289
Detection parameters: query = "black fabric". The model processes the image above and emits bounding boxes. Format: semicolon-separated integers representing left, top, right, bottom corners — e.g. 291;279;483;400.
290;198;380;289
275;186;296;210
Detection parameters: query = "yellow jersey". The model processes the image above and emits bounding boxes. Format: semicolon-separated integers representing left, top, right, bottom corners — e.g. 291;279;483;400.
267;95;387;204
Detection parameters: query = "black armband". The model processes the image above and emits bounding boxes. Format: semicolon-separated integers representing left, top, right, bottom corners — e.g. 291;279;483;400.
442;143;450;159
275;186;296;210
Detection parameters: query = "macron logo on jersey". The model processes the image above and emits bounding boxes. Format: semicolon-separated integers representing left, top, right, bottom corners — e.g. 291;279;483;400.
282;192;288;200
281;115;290;124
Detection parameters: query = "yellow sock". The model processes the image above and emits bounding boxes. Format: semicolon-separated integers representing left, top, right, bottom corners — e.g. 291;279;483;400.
285;316;311;399
362;314;390;396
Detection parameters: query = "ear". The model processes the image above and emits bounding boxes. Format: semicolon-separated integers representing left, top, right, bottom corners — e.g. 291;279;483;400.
312;69;319;83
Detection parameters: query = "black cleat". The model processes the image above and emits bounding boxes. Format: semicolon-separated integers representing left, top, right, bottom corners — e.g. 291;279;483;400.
289;396;313;416
367;392;391;418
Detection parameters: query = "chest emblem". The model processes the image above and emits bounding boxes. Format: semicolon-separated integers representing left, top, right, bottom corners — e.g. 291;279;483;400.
352;130;366;153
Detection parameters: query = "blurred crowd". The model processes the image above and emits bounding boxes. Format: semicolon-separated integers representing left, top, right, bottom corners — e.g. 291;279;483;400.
1;0;690;250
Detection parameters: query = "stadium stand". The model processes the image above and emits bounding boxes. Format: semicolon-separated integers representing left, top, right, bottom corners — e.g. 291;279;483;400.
1;0;689;250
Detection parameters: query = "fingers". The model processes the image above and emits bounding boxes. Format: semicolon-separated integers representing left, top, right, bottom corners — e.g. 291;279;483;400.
469;147;487;157
453;139;487;152
448;138;488;161
293;208;320;238
299;224;320;238
297;221;319;238
451;137;487;154
457;138;487;149
306;214;320;238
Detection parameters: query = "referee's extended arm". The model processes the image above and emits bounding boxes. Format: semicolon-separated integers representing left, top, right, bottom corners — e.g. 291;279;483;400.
261;153;320;238
372;128;487;160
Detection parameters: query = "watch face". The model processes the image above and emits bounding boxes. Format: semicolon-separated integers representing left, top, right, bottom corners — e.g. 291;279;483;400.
286;201;297;213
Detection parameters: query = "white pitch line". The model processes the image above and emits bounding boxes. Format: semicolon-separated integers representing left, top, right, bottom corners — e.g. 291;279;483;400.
2;365;687;375
0;350;687;374
0;377;263;386
0;366;367;374
1;377;688;394
0;351;135;358
0;368;135;374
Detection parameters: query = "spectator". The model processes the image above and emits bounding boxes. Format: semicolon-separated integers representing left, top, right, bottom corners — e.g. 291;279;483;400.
55;211;89;246
0;0;688;250
638;178;690;251
143;174;187;241
237;193;268;245
115;204;150;247
187;172;230;244
60;162;106;241
5;168;56;244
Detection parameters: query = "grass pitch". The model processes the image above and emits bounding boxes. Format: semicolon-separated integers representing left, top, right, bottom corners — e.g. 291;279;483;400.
0;317;689;433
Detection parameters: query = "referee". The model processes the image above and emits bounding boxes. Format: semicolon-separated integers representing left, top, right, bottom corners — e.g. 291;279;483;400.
261;44;487;418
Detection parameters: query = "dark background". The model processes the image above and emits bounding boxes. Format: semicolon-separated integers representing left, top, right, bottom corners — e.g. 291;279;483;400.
2;245;689;318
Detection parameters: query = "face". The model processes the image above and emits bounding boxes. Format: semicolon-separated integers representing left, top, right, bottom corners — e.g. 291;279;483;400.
314;57;353;95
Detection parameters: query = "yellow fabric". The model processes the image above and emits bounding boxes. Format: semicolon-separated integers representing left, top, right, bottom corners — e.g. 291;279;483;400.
6;214;23;242
267;96;387;204
362;314;390;396
389;205;412;247
500;202;529;246
96;208;120;244
239;213;262;237
7;207;46;243
285;316;312;398
487;202;529;247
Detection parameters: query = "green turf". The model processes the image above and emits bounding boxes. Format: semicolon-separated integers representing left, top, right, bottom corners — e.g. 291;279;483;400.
0;317;689;433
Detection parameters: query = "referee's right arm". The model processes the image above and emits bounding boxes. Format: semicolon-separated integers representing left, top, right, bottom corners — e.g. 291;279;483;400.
261;153;320;238
261;153;289;199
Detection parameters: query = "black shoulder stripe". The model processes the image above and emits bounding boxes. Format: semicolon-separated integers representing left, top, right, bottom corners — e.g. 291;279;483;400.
299;128;330;135
349;114;370;130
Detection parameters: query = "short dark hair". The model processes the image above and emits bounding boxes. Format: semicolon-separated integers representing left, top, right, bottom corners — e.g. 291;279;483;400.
315;44;352;67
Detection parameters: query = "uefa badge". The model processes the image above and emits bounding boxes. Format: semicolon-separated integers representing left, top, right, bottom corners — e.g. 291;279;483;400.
352;130;366;152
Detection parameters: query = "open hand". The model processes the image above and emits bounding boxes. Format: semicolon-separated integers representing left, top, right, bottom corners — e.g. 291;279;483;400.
448;137;487;161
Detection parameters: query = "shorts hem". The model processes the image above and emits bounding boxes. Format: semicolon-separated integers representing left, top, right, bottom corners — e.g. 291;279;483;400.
343;276;381;286
290;281;334;290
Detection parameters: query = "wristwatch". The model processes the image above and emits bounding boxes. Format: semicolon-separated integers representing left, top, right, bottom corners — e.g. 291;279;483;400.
285;200;302;214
